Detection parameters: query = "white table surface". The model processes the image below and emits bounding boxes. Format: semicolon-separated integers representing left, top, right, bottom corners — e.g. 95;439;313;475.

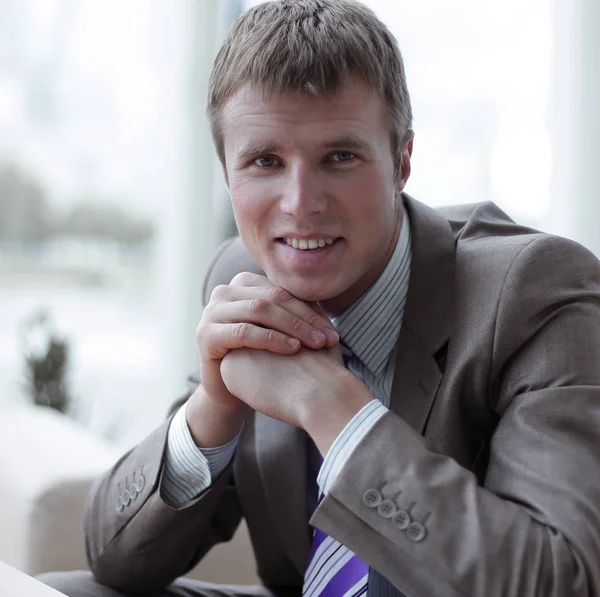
0;561;66;596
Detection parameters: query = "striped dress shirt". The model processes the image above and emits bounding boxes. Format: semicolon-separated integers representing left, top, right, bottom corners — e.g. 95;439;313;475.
161;210;412;537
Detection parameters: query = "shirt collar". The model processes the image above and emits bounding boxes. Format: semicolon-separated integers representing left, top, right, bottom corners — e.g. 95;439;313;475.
331;211;412;377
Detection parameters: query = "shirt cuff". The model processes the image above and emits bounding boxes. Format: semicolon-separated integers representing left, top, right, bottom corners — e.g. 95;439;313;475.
317;400;388;496
160;401;240;506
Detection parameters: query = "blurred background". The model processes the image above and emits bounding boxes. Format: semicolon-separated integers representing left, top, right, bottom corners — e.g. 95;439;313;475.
0;0;598;450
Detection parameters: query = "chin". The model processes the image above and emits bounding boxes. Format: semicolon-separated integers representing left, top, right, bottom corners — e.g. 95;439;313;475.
272;275;349;303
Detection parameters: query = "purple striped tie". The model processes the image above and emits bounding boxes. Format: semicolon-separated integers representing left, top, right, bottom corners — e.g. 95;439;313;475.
302;348;369;597
302;524;369;597
303;457;369;597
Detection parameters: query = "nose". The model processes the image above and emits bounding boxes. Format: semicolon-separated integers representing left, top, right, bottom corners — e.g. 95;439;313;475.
279;163;326;217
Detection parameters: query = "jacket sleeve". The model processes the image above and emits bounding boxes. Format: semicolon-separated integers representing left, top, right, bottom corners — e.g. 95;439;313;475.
83;397;244;594
83;237;251;594
311;235;600;597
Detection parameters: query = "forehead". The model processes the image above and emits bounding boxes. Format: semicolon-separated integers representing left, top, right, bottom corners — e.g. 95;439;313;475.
220;77;390;153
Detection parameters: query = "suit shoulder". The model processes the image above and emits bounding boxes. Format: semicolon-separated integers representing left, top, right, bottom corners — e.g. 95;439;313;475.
438;201;541;244
448;204;600;311
455;232;600;323
202;237;262;306
458;225;600;278
502;233;600;289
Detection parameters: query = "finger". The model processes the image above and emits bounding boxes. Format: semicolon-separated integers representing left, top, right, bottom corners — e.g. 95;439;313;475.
229;272;271;288
209;284;339;347
263;286;339;346
201;322;301;359
309;301;339;348
214;299;329;349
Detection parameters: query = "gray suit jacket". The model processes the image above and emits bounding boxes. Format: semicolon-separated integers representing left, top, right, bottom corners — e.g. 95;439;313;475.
83;195;600;596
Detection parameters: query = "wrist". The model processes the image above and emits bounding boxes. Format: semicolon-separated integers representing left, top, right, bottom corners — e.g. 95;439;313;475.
300;368;372;456
186;385;249;448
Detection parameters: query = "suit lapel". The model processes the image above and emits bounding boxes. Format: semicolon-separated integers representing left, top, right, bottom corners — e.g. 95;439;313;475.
389;195;456;433
255;413;311;576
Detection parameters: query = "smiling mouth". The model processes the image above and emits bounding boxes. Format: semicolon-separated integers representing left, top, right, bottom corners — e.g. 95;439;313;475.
277;237;340;250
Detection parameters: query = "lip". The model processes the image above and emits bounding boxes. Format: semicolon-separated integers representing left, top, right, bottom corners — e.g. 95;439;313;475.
276;234;341;241
274;237;343;267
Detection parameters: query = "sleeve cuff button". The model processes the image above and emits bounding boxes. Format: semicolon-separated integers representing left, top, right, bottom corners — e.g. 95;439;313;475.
134;475;145;493
406;522;427;542
377;499;397;519
392;510;411;530
362;488;382;508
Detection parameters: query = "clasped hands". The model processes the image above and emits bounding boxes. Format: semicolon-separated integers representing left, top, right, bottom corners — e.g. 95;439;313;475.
187;272;372;455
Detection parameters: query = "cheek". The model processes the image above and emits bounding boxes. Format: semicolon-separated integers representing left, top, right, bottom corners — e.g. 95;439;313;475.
341;171;396;222
229;179;272;237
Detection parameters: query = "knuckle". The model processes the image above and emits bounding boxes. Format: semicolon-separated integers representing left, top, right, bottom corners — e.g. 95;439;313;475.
271;286;292;304
231;271;254;286
306;313;321;327
234;322;250;342
264;328;276;344
250;298;269;314
201;302;214;320
198;303;218;329
306;312;322;327
290;317;303;333
210;284;229;301
195;323;212;355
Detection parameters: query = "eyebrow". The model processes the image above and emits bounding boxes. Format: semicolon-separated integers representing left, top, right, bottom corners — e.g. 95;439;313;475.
234;134;374;163
234;142;283;163
323;134;373;152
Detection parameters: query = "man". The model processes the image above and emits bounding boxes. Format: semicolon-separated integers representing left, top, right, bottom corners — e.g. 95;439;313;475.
40;1;600;596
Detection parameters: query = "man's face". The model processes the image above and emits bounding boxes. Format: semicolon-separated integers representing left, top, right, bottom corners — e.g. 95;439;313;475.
221;76;412;315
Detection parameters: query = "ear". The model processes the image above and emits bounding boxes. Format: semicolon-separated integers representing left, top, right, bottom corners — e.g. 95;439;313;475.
395;137;413;195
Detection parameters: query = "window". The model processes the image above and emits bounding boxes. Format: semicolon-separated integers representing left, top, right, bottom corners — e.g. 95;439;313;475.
0;0;179;447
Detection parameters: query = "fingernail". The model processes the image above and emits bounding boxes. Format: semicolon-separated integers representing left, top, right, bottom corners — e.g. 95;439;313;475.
310;329;326;344
287;338;300;349
324;327;339;343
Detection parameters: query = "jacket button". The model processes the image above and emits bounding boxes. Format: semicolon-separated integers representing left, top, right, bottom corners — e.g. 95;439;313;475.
377;499;397;519
122;489;131;506
392;510;411;530
406;522;427;542
135;475;145;493
362;489;382;508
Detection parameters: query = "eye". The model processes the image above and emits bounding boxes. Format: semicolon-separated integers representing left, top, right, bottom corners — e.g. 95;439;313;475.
253;156;281;168
329;151;356;163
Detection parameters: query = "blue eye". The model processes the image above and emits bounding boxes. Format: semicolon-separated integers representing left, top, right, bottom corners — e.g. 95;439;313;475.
254;156;280;167
330;152;356;162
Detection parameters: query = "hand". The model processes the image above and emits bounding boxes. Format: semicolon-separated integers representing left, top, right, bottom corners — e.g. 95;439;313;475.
220;344;343;426
197;272;339;406
220;345;373;454
188;273;339;446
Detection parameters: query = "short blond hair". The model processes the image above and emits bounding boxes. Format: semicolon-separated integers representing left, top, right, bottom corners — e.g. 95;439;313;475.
208;0;413;174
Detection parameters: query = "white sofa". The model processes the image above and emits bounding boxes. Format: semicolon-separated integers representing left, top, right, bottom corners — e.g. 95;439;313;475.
0;404;258;585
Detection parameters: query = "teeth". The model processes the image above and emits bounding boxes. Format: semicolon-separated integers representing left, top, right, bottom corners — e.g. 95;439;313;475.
284;237;335;250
